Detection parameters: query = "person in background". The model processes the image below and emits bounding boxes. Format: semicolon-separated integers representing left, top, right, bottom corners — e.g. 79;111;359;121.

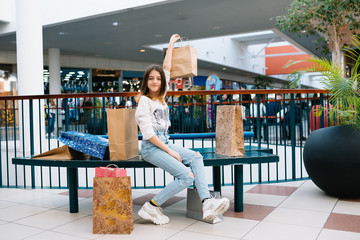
219;88;230;104
125;97;133;108
240;84;251;109
135;34;230;225
267;94;282;124
68;98;76;123
250;94;266;140
46;98;57;137
240;84;251;130
81;97;93;124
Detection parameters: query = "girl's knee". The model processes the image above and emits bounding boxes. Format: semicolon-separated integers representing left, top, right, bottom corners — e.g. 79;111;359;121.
194;151;203;159
180;171;194;187
191;151;203;162
192;151;204;165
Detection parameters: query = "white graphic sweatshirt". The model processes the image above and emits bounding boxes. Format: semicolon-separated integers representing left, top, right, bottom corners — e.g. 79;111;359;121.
135;70;171;140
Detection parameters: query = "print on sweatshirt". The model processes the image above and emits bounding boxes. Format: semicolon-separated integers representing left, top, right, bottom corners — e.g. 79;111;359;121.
153;108;169;126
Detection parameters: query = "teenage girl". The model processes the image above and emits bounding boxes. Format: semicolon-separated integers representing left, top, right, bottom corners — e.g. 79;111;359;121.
135;34;229;225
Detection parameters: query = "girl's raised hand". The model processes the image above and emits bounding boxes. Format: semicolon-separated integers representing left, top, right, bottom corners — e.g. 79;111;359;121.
170;34;181;44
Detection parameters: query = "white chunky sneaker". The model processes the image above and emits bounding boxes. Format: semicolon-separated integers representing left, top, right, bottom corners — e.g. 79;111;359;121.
138;202;170;225
202;197;230;221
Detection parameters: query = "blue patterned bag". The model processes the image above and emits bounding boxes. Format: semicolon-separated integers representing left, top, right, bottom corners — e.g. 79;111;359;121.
58;131;109;159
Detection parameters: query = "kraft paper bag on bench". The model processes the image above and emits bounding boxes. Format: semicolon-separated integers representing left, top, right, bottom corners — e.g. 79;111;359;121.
215;105;245;156
32;145;90;160
107;109;139;160
93;176;133;234
170;38;197;78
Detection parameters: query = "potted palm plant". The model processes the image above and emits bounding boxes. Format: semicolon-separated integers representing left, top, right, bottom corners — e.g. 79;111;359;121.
287;35;360;198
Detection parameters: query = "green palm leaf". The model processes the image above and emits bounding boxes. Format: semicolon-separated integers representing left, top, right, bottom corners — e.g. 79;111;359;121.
285;35;360;131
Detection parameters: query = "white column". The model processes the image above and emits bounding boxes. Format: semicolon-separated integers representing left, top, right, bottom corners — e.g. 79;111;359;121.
16;0;44;96
48;48;61;94
48;48;63;131
16;0;45;159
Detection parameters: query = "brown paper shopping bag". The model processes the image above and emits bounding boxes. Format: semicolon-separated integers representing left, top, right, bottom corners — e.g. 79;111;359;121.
32;145;89;160
106;109;139;160
215;105;245;156
93;177;133;234
170;39;197;78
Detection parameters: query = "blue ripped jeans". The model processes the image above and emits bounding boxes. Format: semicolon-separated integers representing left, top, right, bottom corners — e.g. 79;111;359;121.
141;131;212;206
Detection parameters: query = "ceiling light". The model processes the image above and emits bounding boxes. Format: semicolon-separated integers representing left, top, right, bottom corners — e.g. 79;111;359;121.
58;31;69;36
301;30;307;33
222;67;227;70
140;49;146;52
112;22;119;26
213;26;220;30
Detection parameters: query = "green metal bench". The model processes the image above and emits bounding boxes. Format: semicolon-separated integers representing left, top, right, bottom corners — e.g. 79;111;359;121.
12;145;278;214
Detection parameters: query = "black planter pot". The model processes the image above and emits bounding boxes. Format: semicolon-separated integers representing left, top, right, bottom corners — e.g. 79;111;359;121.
303;125;360;198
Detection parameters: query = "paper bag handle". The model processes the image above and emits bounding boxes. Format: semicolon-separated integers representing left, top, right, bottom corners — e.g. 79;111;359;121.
105;164;119;169
175;37;189;48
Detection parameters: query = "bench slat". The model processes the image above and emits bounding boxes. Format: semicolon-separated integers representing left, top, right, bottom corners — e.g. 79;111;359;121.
13;149;278;168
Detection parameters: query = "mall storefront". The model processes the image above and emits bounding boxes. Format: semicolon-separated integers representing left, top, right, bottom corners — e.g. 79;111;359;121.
1;63;244;96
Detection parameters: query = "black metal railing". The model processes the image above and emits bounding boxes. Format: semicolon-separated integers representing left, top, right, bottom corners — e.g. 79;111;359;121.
0;89;330;189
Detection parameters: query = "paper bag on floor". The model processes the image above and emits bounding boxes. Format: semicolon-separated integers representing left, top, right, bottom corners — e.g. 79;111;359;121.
32;145;89;160
93;177;133;234
215;105;245;156
106;109;139;160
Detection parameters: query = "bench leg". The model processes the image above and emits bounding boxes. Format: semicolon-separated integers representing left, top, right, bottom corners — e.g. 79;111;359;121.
212;166;221;194
234;165;244;212
67;167;79;213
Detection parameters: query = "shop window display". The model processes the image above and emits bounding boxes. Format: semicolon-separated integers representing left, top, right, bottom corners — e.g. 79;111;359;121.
43;67;90;94
122;71;143;92
92;69;120;92
0;64;17;127
122;78;141;92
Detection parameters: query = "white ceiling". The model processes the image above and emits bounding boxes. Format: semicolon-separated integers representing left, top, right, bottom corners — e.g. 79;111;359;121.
0;0;328;79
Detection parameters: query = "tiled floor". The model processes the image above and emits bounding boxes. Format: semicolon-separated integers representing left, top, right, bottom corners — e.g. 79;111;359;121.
0;180;360;240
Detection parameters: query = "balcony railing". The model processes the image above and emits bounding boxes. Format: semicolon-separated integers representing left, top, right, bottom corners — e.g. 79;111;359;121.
0;89;330;189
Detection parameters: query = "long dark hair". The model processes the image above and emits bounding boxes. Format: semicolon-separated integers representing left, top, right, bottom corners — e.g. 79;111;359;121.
137;64;167;104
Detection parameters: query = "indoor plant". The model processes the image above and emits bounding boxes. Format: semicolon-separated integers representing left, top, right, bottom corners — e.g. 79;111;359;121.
287;35;360;198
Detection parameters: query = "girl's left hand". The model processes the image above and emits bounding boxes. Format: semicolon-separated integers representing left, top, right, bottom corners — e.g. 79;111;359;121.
168;149;182;162
170;34;181;44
